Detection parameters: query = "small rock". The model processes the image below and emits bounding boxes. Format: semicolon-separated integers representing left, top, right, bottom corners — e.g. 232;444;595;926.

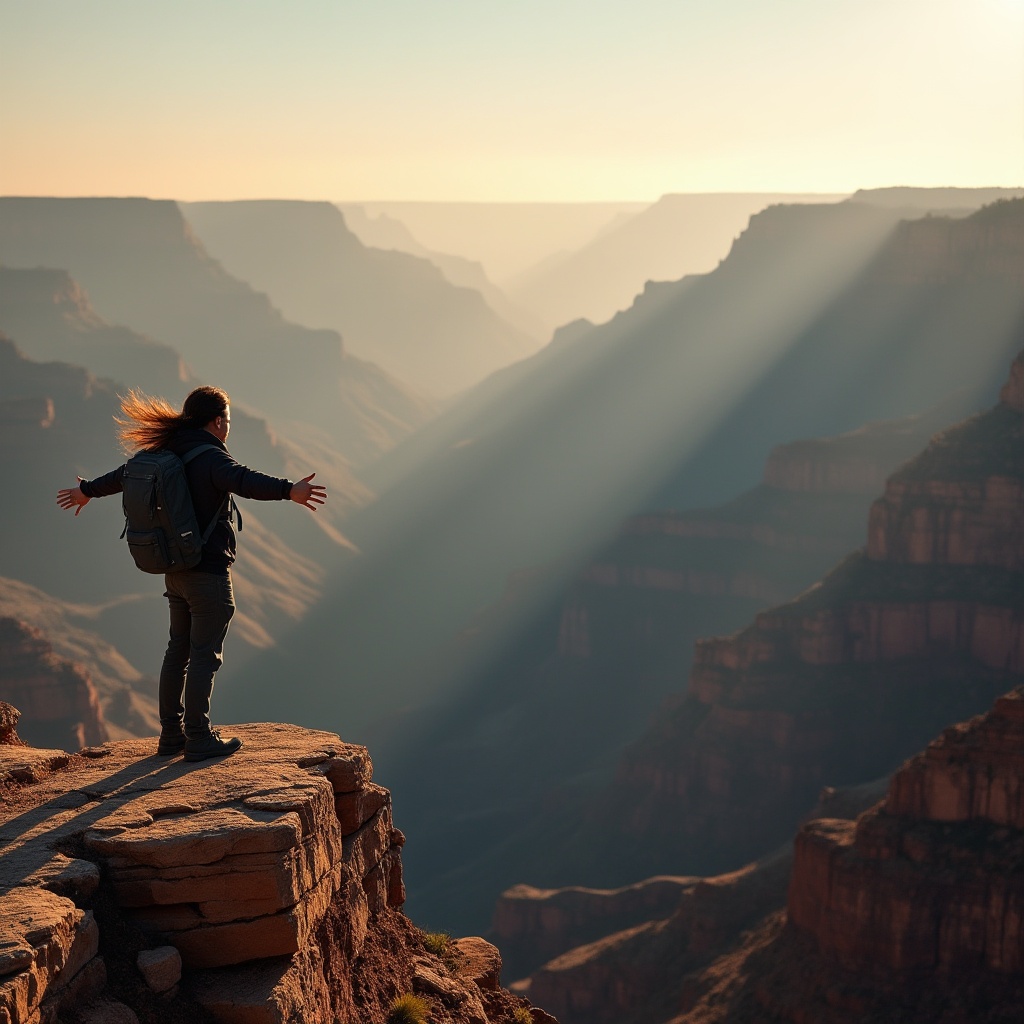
76;997;141;1024
454;936;502;990
137;945;182;993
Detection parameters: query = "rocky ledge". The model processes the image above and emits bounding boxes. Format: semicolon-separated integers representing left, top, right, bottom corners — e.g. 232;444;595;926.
0;707;556;1024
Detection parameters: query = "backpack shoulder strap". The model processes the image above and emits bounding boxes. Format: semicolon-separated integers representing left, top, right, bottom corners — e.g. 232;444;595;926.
178;443;230;543
180;443;221;466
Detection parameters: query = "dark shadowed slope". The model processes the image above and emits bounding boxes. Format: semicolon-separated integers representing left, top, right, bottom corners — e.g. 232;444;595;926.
230;200;1024;766
183;200;537;396
0;197;434;465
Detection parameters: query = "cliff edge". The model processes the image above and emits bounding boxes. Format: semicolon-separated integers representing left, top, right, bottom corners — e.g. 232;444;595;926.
0;704;556;1024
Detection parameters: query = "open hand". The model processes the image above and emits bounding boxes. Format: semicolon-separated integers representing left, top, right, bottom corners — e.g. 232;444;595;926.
57;478;91;516
289;473;327;511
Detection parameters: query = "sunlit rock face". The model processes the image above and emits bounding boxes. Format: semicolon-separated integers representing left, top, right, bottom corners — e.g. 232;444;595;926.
0;718;557;1024
0;617;107;751
609;348;1024;877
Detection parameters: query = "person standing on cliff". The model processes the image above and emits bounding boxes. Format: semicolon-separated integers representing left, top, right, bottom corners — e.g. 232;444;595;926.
56;386;327;762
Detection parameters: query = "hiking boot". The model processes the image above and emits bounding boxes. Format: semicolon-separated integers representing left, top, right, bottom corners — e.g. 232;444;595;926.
157;731;187;756
184;730;243;763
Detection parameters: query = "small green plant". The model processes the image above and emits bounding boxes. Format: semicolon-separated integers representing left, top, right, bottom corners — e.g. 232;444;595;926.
419;930;453;957
388;993;430;1024
510;1007;533;1024
418;929;463;972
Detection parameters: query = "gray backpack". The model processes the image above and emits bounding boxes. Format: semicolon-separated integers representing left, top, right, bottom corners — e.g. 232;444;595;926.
120;445;228;574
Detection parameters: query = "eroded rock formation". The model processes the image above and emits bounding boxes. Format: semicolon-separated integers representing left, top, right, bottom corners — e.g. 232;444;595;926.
612;353;1024;875
0;617;107;752
0;720;556;1024
676;689;1024;1024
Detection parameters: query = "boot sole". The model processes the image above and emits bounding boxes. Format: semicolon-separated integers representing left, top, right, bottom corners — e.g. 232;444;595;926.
183;742;243;763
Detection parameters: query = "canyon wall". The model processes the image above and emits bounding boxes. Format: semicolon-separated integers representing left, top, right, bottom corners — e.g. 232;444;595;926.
610;353;1024;876
675;688;1024;1023
0;617;107;751
0;714;557;1024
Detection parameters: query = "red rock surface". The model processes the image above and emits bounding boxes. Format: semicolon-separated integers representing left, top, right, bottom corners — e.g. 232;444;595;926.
608;353;1024;876
789;689;1024;974
0;719;557;1024
673;690;1024;1023
0;617;107;751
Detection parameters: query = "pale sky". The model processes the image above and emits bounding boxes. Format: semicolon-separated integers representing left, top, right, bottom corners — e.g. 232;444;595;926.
2;0;1022;201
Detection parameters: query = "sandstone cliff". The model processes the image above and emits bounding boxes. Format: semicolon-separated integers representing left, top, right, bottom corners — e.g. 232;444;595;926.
0;713;557;1024
676;688;1024;1023
0;618;107;751
610;352;1024;877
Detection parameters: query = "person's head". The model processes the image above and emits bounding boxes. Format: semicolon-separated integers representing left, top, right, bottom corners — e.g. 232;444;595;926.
182;386;230;441
116;385;231;453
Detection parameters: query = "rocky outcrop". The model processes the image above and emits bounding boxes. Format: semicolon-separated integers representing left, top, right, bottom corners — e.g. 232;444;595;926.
0;718;555;1024
610;349;1024;878
0;702;26;746
0;617;107;751
674;690;1024;1024
789;688;1024;975
865;197;1024;287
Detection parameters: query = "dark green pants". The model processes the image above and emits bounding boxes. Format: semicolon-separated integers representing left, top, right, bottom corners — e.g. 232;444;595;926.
158;570;235;738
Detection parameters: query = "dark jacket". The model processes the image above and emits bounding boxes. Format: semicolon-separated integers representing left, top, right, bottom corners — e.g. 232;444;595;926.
80;429;293;574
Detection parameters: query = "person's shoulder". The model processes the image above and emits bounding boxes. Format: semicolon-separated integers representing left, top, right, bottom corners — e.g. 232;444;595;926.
174;430;229;458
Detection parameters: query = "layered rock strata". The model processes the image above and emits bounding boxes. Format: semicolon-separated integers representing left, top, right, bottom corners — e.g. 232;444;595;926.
613;355;1024;875
675;689;1024;1023
0;720;555;1024
0;617;107;751
789;688;1024;977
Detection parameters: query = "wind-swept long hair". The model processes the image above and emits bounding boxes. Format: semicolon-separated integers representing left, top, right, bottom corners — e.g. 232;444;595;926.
115;386;229;454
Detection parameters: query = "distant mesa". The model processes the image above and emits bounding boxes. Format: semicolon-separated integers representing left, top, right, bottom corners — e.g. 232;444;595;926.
505;192;851;330
0;196;433;466
183;199;537;397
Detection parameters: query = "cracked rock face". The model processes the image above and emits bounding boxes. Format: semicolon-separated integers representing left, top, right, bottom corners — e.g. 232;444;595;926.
0;721;557;1024
0;724;400;1021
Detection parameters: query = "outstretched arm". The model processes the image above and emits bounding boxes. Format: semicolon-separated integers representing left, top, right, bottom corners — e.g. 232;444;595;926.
56;478;91;516
289;473;327;511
